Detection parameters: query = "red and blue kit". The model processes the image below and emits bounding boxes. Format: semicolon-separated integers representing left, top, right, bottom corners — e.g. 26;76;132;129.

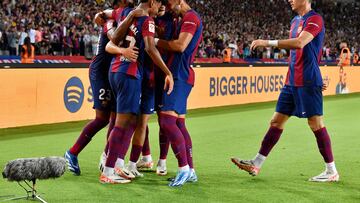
160;10;203;115
109;8;156;114
89;19;116;112
277;10;325;118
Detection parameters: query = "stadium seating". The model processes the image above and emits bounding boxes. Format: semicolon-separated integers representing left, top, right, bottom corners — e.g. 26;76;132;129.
0;0;359;60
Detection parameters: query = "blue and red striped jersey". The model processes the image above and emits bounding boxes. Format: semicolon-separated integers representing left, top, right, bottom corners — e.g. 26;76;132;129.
112;7;124;24
167;10;203;86
89;20;114;80
286;10;325;87
110;8;156;80
153;12;178;83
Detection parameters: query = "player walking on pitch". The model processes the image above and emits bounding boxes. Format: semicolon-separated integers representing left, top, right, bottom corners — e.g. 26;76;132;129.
231;0;339;182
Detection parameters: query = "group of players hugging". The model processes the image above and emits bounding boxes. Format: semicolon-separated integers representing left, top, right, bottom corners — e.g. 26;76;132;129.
64;0;203;187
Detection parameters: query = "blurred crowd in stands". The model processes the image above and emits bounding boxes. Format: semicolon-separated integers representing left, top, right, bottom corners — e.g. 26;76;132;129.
0;0;359;61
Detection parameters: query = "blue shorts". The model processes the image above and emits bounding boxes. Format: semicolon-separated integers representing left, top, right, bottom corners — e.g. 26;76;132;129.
109;72;141;115
160;80;192;115
140;78;155;115
155;72;165;111
276;85;323;118
90;77;114;112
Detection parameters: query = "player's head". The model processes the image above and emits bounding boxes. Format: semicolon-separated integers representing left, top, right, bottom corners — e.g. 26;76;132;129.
288;0;311;12
140;0;162;16
166;0;187;15
113;0;135;8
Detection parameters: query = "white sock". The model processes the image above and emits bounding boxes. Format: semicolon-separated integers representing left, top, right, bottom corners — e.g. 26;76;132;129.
128;161;137;169
142;155;152;162
115;158;124;168
191;168;195;173
326;162;337;174
179;165;190;171
103;166;114;176
158;159;166;167
253;153;266;168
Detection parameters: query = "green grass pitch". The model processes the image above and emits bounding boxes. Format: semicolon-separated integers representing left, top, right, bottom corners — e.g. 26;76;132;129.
1;94;360;202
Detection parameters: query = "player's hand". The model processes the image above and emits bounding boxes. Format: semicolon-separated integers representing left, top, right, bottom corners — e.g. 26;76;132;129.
250;39;267;51
123;46;139;62
158;5;166;17
164;74;174;95
322;83;328;91
130;8;145;18
94;12;106;26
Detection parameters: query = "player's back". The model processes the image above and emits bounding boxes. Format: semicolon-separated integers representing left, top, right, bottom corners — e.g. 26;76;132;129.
287;10;324;87
168;10;203;86
111;8;156;80
89;20;115;80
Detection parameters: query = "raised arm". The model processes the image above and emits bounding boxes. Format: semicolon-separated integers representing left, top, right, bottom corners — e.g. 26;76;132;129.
111;9;145;45
157;32;193;52
94;9;114;26
251;15;323;50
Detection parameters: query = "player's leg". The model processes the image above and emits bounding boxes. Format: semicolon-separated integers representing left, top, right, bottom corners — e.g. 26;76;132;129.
156;112;170;176
104;112;116;155
100;72;140;183
65;78;112;175
231;85;294;176
127;114;151;177
139;126;153;166
303;86;339;182
308;116;338;182
135;82;154;170
100;113;135;184
176;114;197;182
159;111;191;186
99;111;115;172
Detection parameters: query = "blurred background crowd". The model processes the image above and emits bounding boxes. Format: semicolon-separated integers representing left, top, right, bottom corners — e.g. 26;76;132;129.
0;0;359;60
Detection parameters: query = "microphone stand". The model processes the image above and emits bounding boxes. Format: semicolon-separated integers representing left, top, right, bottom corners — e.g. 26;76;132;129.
1;179;47;203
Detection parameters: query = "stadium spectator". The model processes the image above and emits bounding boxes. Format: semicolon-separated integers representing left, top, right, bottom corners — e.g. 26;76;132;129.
0;0;359;61
21;36;35;63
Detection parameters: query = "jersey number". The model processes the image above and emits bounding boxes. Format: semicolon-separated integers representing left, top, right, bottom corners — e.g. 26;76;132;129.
120;36;136;62
99;89;111;101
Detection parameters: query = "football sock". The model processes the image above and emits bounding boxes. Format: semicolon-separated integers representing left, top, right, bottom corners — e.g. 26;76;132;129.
313;127;334;163
142;155;152;163
158;159;166;167
104;116;115;155
179;165;190;171
128;161;137;169
115;158;124;168
159;113;188;167
142;126;151;156
252;153;266;168
326;162;337;174
130;145;142;163
105;127;126;168
70;118;108;156
176;118;194;169
159;125;170;160
258;126;283;156
117;123;137;160
103;166;115;176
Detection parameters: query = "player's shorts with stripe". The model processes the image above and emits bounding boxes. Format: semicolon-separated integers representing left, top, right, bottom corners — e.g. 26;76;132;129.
276;85;323;118
109;72;141;115
90;76;114;112
140;78;155;114
159;80;192;115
